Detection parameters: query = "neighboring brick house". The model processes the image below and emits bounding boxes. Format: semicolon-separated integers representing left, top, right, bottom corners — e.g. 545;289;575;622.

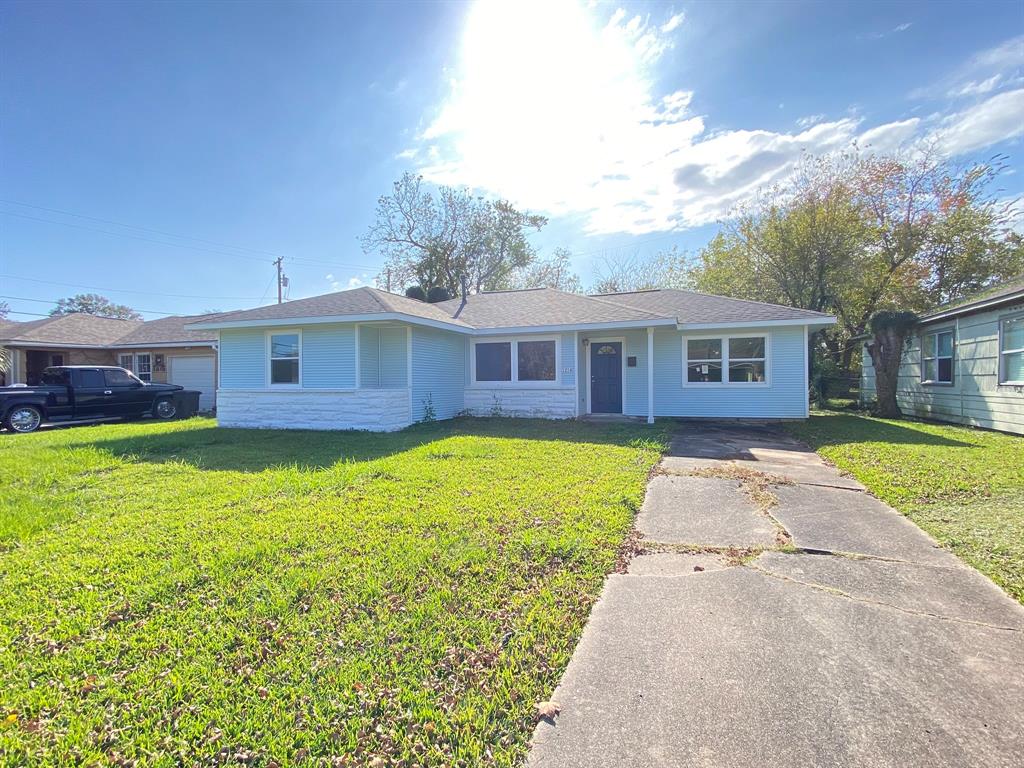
0;313;219;411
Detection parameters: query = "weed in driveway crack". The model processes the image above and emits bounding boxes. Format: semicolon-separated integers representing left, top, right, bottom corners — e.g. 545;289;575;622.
686;465;794;546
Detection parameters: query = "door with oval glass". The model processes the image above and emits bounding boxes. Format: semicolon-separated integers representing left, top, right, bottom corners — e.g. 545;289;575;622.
590;341;623;413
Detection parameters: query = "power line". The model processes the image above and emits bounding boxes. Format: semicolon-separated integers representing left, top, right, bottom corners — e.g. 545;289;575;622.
0;198;292;259
0;294;179;316
0;206;378;270
0;273;265;301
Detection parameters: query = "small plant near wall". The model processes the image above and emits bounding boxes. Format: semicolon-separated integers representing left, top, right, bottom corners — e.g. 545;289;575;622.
490;393;505;417
420;394;436;423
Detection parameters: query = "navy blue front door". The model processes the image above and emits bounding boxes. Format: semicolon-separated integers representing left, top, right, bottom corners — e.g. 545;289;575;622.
590;342;622;413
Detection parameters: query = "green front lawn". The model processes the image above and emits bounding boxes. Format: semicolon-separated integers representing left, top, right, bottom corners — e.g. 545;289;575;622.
0;417;667;766
786;413;1024;603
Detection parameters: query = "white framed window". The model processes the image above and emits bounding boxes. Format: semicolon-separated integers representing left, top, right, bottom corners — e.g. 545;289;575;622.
999;313;1024;385
683;334;768;386
471;337;559;385
268;331;301;386
135;353;152;382
921;329;954;385
117;352;153;382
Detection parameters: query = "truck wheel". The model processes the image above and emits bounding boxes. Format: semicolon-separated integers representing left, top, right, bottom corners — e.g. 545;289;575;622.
153;398;178;420
4;405;43;434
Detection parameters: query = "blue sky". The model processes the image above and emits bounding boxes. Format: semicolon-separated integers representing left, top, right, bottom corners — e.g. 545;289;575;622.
2;0;1022;320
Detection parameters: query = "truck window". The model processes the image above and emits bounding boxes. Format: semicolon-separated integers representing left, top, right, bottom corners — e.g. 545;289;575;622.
77;369;104;388
40;369;70;386
104;368;138;387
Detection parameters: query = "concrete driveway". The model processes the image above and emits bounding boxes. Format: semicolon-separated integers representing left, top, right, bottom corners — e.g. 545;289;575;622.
529;424;1024;767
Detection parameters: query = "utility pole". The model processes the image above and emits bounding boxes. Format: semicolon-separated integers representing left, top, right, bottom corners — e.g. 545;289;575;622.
274;257;284;304
385;267;392;293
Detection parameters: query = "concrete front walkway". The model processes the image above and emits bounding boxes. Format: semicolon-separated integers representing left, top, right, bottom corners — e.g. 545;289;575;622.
529;424;1024;767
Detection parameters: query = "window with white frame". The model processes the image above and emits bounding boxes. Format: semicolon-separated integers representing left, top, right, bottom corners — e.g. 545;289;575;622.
685;335;767;384
269;333;300;385
921;329;953;384
1000;314;1024;385
118;353;134;372
135;353;152;382
473;338;557;384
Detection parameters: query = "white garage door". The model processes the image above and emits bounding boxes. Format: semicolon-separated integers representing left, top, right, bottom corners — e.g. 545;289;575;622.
168;356;216;411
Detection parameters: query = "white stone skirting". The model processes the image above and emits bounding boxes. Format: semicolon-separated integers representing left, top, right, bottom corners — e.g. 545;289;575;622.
216;388;412;431
464;386;576;419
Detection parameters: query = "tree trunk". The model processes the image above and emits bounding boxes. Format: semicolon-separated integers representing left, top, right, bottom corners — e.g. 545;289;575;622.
866;327;905;418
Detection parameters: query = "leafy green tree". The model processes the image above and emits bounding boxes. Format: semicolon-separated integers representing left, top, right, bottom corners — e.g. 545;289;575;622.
689;150;1018;377
363;173;546;296
50;294;142;321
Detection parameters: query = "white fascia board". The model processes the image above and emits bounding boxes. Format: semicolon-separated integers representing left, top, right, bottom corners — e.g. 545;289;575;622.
189;312;473;334
471;318;676;335
678;317;836;331
109;341;216;349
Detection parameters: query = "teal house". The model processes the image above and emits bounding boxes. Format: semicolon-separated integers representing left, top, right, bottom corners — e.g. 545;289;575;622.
189;286;835;430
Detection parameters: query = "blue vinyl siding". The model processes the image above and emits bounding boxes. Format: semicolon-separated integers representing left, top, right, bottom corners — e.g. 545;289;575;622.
359;325;407;388
219;329;266;388
412;327;466;421
379;327;408;388
302;325;356;388
359;326;379;388
623;330;648;415
644;326;806;418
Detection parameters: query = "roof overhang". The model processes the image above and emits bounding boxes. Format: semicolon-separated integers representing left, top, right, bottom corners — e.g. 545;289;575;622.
677;317;836;331
0;340;119;349
471;318;677;335
108;341;216;349
919;291;1024;324
188;312;474;334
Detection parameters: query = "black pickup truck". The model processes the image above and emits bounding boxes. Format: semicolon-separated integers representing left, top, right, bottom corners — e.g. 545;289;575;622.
0;366;195;434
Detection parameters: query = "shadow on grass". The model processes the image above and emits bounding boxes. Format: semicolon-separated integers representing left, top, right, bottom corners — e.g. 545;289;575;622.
794;413;975;450
64;416;666;473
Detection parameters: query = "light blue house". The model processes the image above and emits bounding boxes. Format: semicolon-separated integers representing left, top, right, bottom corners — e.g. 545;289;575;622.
188;286;835;430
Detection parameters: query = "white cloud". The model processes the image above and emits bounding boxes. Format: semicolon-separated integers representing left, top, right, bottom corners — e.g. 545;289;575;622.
661;12;684;34
934;89;1024;155
347;276;366;289
412;4;1024;236
796;114;825;129
912;34;1024;100
857;118;921;152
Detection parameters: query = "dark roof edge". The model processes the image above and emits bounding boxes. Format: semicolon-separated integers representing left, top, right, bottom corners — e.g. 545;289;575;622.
919;286;1024;323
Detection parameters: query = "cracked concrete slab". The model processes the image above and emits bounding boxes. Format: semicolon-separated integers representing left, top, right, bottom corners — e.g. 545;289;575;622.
529;567;1024;768
637;474;777;547
529;423;1024;767
771;484;957;565
627;552;733;576
753;550;1024;630
729;458;865;489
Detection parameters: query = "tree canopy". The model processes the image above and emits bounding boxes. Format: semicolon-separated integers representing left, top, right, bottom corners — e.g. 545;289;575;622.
50;294;143;321
363;173;551;296
686;150;1023;374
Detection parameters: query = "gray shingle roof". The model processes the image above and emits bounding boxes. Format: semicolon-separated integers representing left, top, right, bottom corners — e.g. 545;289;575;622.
111;313;220;346
0;313;141;346
0;313;217;347
595;289;834;324
435;288;667;328
919;275;1024;322
199;286;473;329
187;285;835;331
